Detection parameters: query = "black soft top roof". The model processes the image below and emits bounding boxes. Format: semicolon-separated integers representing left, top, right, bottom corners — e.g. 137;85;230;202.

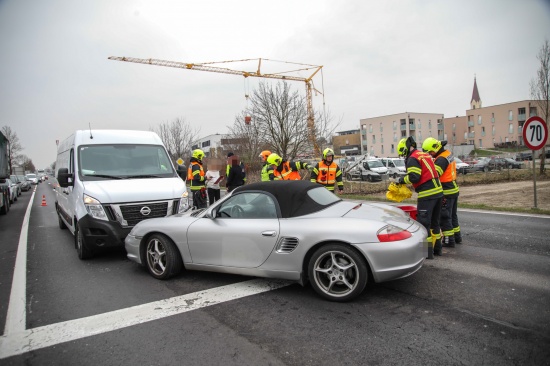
234;180;338;218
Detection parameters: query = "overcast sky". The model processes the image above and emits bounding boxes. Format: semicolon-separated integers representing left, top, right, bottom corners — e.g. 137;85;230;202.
1;0;549;169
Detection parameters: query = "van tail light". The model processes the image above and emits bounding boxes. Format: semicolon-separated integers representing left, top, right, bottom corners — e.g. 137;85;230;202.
377;225;412;242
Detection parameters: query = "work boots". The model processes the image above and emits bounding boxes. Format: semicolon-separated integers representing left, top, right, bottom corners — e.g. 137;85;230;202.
454;231;462;244
434;238;443;256
443;235;456;248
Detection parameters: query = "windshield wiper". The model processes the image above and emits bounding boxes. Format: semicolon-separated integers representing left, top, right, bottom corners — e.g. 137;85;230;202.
124;174;164;179
84;174;123;179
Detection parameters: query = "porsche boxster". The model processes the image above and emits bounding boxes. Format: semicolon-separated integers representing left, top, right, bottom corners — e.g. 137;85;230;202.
125;180;427;302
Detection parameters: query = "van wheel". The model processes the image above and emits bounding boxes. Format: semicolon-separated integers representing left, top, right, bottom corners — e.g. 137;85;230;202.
75;223;93;260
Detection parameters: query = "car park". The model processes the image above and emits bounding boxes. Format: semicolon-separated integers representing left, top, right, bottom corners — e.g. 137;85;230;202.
125;180;427;302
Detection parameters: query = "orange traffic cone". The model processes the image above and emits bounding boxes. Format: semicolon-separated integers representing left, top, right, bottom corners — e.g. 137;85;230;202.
41;195;47;206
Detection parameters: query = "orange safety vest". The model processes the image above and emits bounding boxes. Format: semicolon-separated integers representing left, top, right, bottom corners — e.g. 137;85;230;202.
315;161;338;185
274;161;301;180
188;161;205;190
438;150;456;183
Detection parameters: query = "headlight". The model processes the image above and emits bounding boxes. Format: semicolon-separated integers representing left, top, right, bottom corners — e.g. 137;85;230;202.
83;194;108;221
178;190;190;213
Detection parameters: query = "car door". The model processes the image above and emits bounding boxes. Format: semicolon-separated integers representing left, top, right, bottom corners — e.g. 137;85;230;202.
187;192;280;268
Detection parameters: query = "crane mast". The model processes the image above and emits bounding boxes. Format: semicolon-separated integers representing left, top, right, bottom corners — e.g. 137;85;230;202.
108;56;323;156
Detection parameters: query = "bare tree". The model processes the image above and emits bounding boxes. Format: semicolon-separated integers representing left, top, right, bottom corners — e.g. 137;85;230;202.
530;39;550;174
19;155;35;173
1;126;24;174
151;117;200;165
225;111;265;171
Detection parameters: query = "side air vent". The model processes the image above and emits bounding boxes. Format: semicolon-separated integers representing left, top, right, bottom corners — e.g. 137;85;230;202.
276;237;299;253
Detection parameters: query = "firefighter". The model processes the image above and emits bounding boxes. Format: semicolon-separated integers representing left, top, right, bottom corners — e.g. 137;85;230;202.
393;137;443;259
188;149;207;209
259;150;275;181
423;137;461;247
310;148;343;193
266;153;310;180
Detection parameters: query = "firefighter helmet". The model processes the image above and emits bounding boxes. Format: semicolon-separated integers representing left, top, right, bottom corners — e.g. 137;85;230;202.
323;148;334;159
422;137;442;153
192;149;205;160
267;153;282;166
397;137;416;157
259;150;272;161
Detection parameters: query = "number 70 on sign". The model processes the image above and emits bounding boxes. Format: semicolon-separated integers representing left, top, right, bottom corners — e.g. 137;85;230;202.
523;116;548;151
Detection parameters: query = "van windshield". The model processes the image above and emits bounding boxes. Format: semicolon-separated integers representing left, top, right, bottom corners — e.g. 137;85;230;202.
366;160;384;168
392;159;405;167
78;144;175;180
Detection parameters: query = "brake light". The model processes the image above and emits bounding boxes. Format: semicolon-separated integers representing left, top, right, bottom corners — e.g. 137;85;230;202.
377;225;412;242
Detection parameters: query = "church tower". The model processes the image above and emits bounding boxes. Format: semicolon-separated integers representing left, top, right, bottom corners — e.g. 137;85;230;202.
470;76;482;109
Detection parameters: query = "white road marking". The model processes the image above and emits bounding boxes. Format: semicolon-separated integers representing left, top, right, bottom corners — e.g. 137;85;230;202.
0;279;290;359
3;190;35;335
0;188;291;359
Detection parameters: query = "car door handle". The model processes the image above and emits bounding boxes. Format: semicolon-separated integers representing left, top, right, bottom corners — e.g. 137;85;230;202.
261;231;277;237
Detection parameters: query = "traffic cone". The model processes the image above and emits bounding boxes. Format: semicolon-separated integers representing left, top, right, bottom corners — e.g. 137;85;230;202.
41;195;47;206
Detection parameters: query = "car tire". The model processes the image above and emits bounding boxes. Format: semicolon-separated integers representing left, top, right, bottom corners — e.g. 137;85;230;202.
308;244;368;302
508;164;513;169
483;166;489;173
145;233;183;280
0;193;8;215
75;223;93;260
367;175;374;182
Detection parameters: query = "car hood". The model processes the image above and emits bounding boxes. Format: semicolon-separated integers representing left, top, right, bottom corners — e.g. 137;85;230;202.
82;178;186;203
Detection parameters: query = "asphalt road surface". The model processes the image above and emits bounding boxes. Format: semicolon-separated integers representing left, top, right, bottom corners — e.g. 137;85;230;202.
0;181;549;365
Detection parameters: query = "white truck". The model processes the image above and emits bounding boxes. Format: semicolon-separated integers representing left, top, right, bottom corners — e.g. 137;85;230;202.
55;130;189;259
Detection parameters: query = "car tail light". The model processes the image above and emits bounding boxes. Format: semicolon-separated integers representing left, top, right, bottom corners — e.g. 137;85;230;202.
377;225;412;242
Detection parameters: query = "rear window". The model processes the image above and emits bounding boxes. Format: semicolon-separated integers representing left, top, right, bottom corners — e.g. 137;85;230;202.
306;187;340;206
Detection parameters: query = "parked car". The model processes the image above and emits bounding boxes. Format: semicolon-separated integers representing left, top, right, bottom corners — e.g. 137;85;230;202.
503;158;523;169
379;157;406;178
473;157;506;172
454;157;472;175
125;181;427;302
9;175;22;196
515;152;532;161
345;166;382;182
17;175;31;191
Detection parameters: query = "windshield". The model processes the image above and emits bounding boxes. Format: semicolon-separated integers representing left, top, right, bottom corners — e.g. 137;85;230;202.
367;160;384;168
392;159;405;167
455;157;463;164
307;186;341;206
78;144;175;180
27;174;36;178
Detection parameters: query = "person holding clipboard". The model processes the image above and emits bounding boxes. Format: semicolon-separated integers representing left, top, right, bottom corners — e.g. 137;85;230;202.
205;158;224;205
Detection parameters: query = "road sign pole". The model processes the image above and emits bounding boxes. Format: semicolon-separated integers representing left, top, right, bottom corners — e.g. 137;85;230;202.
532;149;537;208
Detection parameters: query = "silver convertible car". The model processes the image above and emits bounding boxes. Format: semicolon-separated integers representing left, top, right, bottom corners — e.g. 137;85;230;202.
125;181;427;302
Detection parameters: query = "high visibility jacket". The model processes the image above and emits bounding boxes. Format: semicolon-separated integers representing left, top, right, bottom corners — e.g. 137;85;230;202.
261;163;275;181
401;149;443;200
188;159;205;191
273;160;309;180
434;150;459;197
310;160;343;191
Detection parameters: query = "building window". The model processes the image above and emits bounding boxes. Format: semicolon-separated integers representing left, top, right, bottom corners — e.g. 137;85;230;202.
481;126;485;137
418;131;422;141
492;126;495;136
393;121;397;130
369;124;373;133
508;110;513;121
380;122;383;132
381;145;384;154
380;134;384;143
509;123;513;133
370;146;374;155
391;144;395;153
491;113;495;123
202;140;211;148
478;115;482;125
393;132;397;142
401;131;407;138
372;135;376;144
452;123;456;131
479;139;483;148
428;120;432;129
417;119;421;129
530;106;537;117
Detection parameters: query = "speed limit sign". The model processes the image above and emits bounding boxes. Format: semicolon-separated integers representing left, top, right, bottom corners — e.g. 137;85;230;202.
523;116;548;150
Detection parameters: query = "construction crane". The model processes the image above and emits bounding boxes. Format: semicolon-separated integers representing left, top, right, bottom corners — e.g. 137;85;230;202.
108;56;324;156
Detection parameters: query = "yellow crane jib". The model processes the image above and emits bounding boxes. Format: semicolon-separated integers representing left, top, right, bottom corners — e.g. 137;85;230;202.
108;56;324;156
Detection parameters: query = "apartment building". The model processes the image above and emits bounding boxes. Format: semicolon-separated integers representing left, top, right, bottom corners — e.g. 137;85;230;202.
191;134;228;158
359;112;444;157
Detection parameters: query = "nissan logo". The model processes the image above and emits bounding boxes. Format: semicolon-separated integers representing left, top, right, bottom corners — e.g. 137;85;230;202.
140;206;152;216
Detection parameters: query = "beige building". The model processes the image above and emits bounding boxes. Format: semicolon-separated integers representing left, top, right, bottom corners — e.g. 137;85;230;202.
359;112;444;157
445;78;542;148
332;129;361;156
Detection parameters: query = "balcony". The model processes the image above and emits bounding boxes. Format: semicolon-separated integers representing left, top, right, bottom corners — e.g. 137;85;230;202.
481;131;486;137
468;121;474;127
409;124;416;131
437;123;444;130
518;113;526;122
468;132;475;138
400;125;407;131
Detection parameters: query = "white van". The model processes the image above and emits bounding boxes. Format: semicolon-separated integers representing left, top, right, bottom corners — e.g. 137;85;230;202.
55;130;188;259
379;158;407;178
363;159;388;175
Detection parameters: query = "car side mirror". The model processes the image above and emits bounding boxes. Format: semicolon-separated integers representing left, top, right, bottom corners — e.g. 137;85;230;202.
57;168;73;188
206;207;218;219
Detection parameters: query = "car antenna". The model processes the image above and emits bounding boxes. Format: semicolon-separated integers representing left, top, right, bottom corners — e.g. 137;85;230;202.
89;123;94;139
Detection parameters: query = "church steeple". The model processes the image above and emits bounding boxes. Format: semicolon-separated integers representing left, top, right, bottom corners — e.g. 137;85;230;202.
470;76;482;109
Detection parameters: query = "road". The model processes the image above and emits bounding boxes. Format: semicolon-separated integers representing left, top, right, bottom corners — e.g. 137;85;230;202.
0;181;549;365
